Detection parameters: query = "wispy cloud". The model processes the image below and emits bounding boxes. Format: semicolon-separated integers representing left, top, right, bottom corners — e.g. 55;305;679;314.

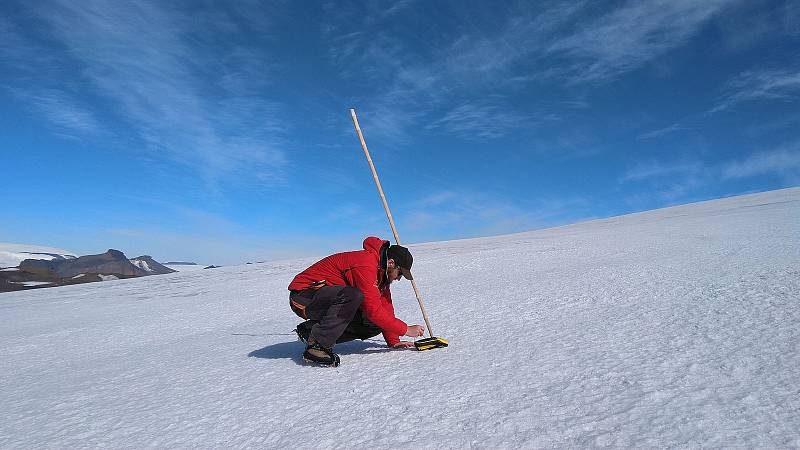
742;112;800;137
637;122;693;140
721;145;800;180
322;2;585;143
524;132;604;161
547;0;736;83
16;90;104;138
427;100;551;140
619;158;712;202
710;67;800;113
441;2;586;82
433;0;734;86
714;1;800;52
620;160;706;183
622;141;800;203
2;1;287;187
0;15;103;138
402;189;589;239
325;1;735;143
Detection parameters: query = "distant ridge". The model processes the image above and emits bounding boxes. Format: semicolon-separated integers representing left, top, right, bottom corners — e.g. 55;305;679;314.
1;248;175;292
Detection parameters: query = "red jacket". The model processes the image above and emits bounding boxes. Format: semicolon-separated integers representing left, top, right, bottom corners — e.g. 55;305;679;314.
288;236;407;346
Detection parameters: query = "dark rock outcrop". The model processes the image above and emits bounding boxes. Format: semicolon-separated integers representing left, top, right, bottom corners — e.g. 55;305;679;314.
3;249;177;293
19;249;147;278
0;278;29;292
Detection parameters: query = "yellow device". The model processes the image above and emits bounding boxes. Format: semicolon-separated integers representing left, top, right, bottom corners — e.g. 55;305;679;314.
414;337;449;351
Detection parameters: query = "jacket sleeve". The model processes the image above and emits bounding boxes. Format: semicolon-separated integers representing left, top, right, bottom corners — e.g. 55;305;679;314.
350;266;407;337
380;289;402;347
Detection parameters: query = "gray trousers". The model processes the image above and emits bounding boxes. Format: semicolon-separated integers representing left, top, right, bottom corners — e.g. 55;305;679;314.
290;286;382;348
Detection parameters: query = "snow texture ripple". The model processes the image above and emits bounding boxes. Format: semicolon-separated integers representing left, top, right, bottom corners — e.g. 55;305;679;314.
1;188;799;448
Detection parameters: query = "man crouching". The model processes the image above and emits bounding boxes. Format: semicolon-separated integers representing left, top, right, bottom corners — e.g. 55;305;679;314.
288;236;425;366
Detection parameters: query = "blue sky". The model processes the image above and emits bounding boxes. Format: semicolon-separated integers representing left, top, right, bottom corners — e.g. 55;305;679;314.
2;0;799;265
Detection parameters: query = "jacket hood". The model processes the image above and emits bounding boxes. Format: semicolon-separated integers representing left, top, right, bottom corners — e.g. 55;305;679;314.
363;236;390;256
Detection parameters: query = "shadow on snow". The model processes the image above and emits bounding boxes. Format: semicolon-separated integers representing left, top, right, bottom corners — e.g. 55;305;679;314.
248;339;390;365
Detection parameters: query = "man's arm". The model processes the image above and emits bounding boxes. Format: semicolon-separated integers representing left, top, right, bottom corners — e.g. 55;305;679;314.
350;266;408;337
379;283;426;347
380;296;401;346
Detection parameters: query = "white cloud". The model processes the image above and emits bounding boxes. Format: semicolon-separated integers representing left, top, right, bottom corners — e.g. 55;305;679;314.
548;0;736;83
622;142;800;204
442;2;586;81
619;157;717;203
621;160;705;182
710;67;800;113
400;0;734;86
402;189;590;239
414;191;458;208
721;146;800;180
3;1;287;187
321;3;586;143
637;122;693;140
16;90;104;137
324;1;735;143
426;101;545;140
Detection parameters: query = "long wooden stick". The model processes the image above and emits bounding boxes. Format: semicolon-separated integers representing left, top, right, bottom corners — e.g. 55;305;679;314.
350;108;435;337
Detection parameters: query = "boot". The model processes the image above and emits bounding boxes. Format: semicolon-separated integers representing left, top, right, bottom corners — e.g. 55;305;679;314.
303;340;340;367
294;320;314;344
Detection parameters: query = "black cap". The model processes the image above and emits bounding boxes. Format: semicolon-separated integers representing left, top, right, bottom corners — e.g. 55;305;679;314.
387;245;413;280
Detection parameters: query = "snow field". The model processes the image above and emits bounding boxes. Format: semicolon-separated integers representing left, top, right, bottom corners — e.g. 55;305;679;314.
1;188;798;448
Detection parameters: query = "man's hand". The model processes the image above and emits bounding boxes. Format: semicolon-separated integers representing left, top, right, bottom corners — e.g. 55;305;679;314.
392;341;415;349
404;324;425;337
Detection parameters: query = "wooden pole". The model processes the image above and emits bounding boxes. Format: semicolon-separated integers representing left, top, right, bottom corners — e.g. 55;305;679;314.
349;108;435;337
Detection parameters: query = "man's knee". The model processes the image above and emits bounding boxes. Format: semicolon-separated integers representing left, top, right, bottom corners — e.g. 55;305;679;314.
337;311;382;343
333;287;364;321
338;286;364;306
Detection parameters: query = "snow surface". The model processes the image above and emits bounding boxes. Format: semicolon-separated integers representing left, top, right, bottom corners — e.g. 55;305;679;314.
0;243;76;268
165;263;208;273
1;188;799;448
